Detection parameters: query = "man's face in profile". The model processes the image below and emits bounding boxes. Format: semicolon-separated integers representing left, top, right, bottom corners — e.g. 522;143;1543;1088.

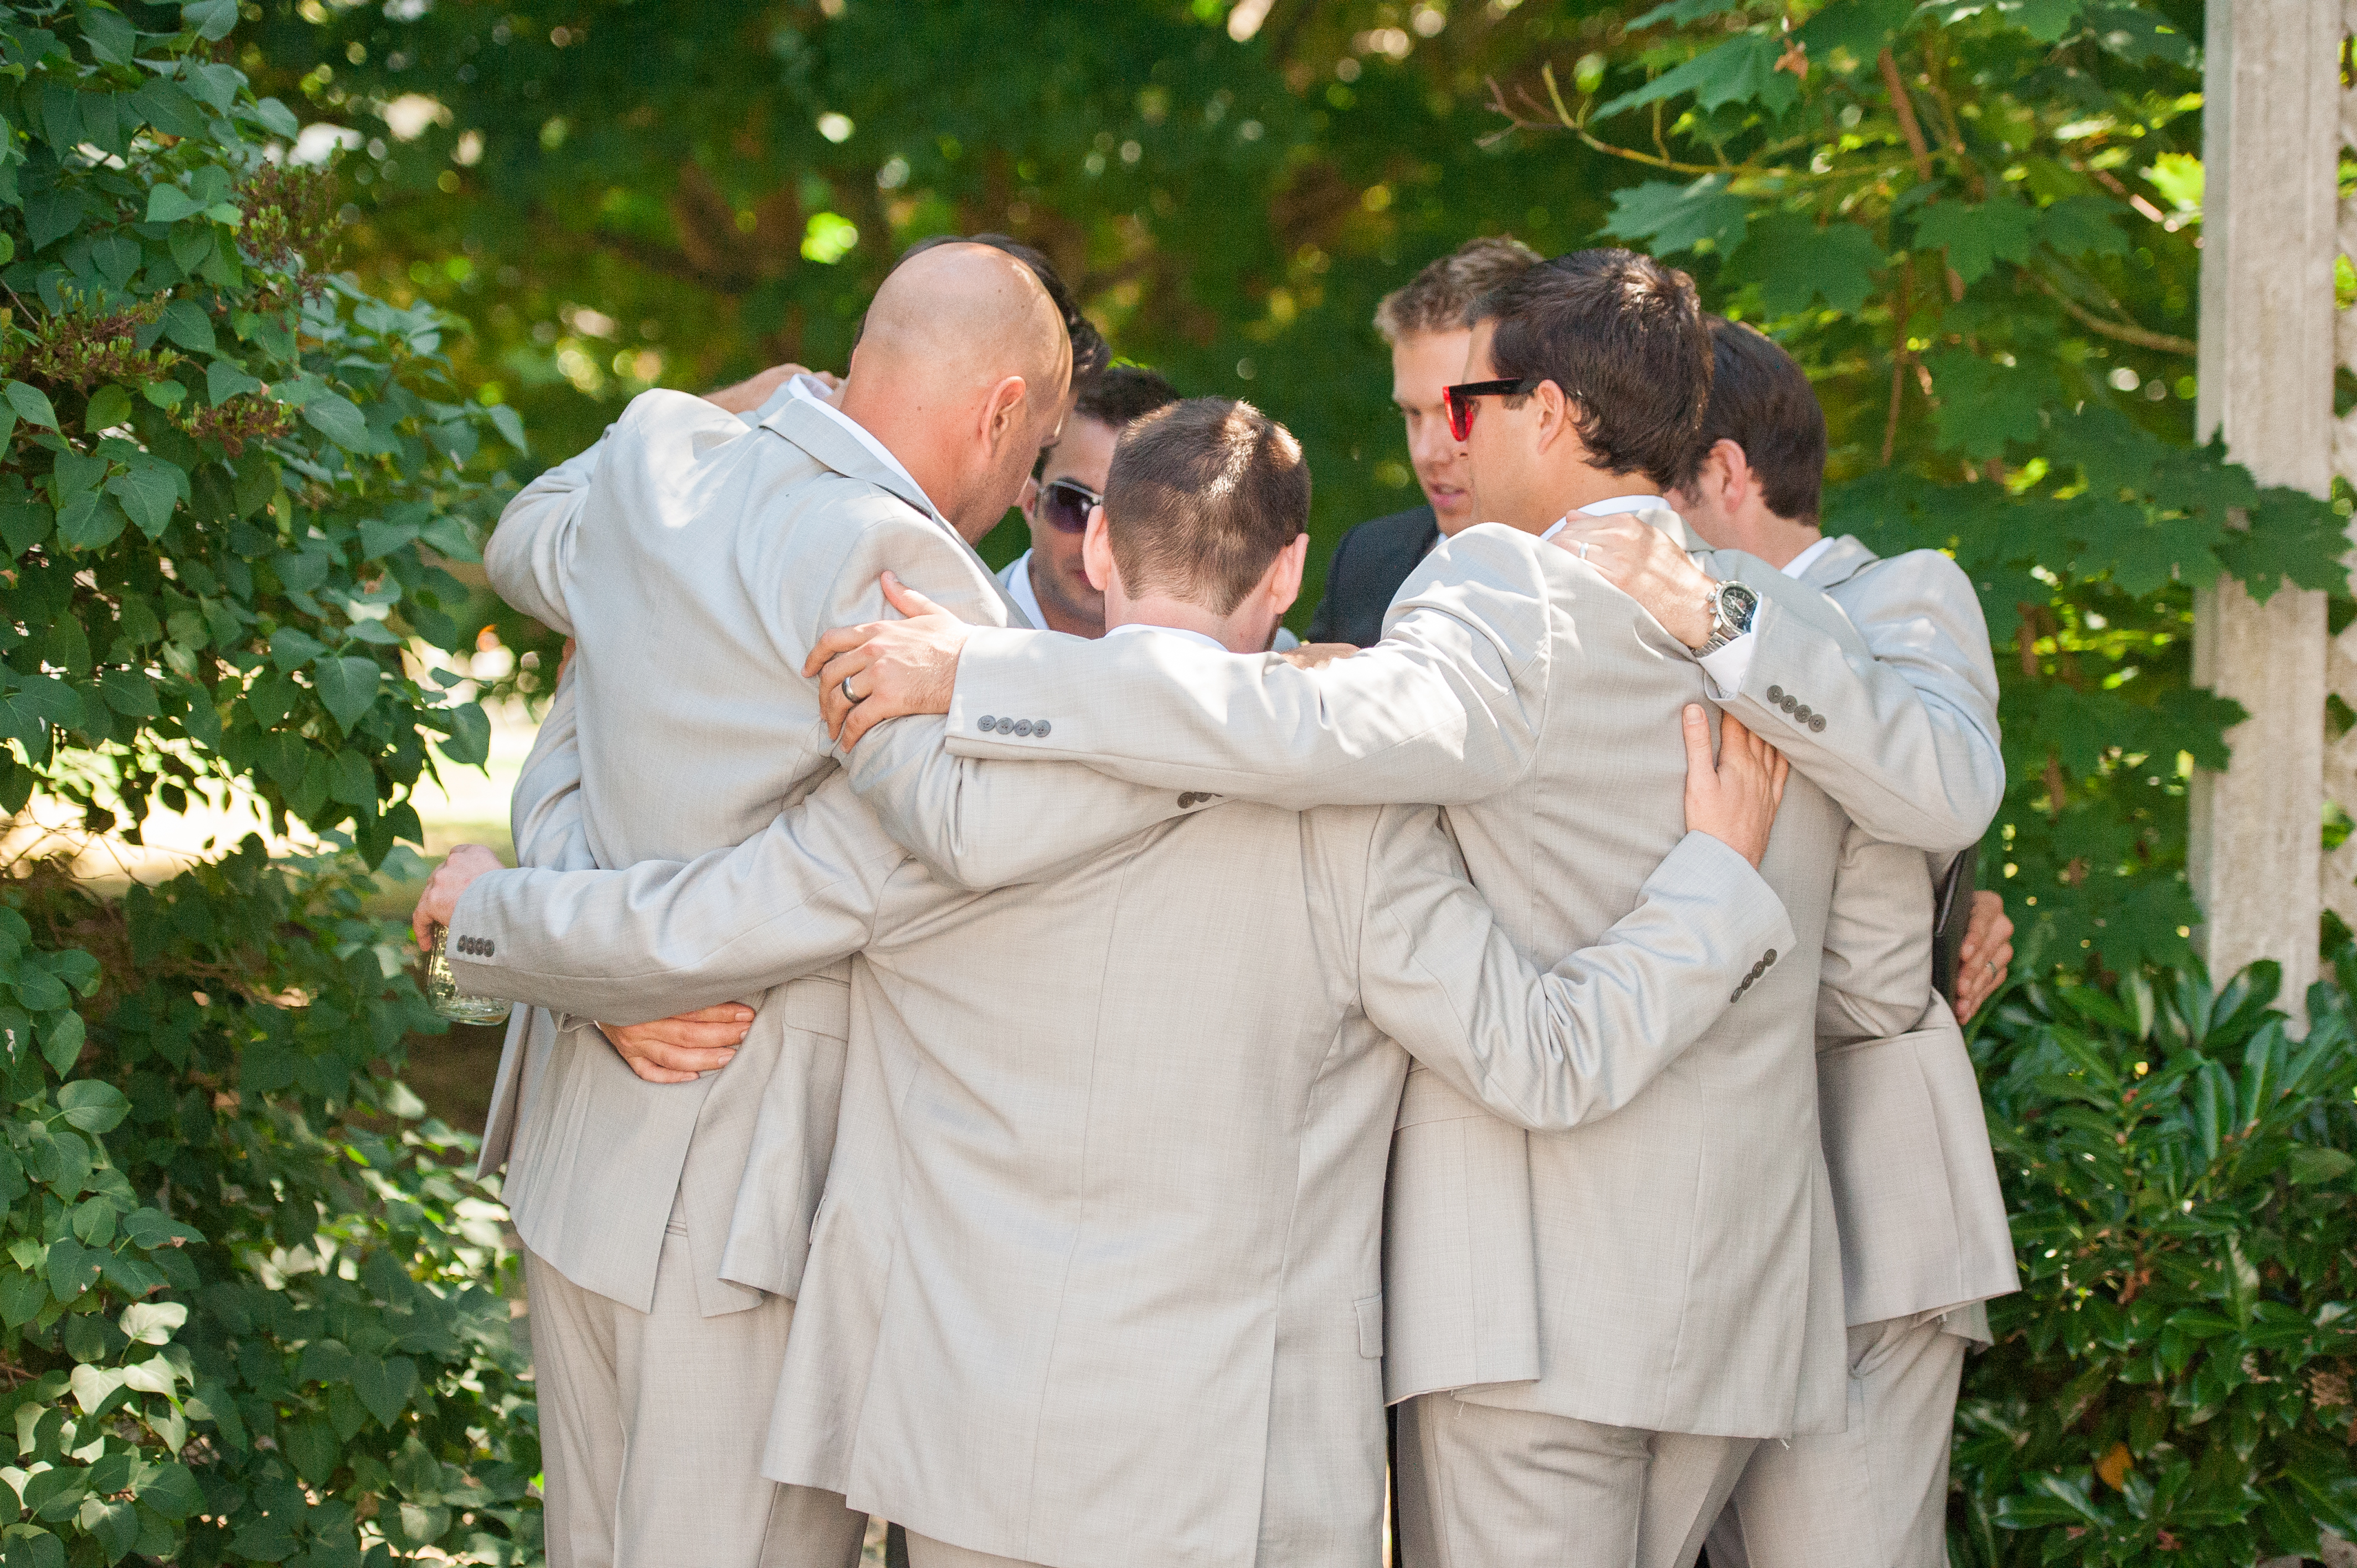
1392;327;1478;535
1017;413;1121;635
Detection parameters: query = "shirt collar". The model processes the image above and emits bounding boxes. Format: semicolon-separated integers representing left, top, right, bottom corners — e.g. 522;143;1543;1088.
1104;621;1231;654
1539;493;1666;541
998;549;1046;632
1780;533;1836;580
788;376;936;515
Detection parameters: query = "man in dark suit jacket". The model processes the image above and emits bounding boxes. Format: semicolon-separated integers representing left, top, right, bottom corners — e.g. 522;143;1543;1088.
1305;236;1538;644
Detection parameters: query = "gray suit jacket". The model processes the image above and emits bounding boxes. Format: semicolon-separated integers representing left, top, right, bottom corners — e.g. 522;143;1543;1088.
1800;538;2018;1329
1715;536;2003;854
926;515;1881;1438
441;700;1794;1568
456;387;1035;1318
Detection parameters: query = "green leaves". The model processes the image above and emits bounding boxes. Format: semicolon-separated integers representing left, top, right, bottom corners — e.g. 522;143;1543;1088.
1913;198;2040;283
311;655;382;732
1594;33;1800;122
1601;175;1750;256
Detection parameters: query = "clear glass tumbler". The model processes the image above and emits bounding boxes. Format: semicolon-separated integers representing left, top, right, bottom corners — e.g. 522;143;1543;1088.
424;926;513;1027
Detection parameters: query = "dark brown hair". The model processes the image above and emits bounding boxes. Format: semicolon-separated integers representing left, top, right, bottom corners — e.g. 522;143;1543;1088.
1465;247;1712;489
1104;398;1309;613
1074;364;1179;429
1375;235;1541;343
1697;317;1826;522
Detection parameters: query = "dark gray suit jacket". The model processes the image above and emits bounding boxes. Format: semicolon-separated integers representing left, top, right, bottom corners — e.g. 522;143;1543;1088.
1306;503;1439;646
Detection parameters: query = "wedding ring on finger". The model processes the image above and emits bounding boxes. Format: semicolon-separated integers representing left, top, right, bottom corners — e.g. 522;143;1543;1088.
842;677;861;704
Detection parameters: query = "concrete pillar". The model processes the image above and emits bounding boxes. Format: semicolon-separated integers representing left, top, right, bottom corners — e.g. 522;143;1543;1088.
2188;0;2339;1018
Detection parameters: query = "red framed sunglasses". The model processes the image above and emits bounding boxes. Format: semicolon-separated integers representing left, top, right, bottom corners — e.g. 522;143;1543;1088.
1443;376;1542;442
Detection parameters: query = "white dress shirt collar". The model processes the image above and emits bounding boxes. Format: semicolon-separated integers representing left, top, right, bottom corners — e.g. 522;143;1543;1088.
1104;621;1231;654
1780;533;1837;581
786;375;937;517
997;549;1047;632
1538;493;1666;542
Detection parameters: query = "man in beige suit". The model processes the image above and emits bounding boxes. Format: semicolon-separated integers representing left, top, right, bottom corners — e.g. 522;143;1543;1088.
1649;321;2019;1568
430;395;1809;1568
807;251;1913;1567
426;242;1092;1568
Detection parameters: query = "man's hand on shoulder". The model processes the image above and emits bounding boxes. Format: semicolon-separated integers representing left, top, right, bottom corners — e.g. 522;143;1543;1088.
1681;706;1787;869
702;363;835;416
411;844;506;950
1555;516;1717;649
1279;642;1358;670
805;571;972;748
599;1005;754;1085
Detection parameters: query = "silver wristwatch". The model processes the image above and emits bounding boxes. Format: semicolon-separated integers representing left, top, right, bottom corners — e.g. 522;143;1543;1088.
1696;579;1758;656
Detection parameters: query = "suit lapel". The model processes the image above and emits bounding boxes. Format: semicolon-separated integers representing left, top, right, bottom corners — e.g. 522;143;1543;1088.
759;398;1033;628
1797;534;1877;591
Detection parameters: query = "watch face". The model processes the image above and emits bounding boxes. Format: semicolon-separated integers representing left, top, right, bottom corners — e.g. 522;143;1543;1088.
1720;581;1759;630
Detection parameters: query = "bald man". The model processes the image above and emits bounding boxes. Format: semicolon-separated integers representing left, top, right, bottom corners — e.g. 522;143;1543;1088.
460;244;1080;1568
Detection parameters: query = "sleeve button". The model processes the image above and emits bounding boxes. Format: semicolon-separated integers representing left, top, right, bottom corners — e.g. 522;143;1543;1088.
1033;720;1051;737
1013;719;1033;736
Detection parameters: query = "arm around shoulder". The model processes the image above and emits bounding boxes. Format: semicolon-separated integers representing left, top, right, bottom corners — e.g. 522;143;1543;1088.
1356;808;1794;1133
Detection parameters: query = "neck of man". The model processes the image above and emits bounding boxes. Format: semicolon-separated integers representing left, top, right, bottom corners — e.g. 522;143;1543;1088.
1107;594;1272;654
836;385;976;537
1514;465;1661;534
1705;496;1825;569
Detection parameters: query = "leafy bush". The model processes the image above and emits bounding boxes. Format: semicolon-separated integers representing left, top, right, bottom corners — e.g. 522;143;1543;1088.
0;2;536;1564
1955;958;2357;1566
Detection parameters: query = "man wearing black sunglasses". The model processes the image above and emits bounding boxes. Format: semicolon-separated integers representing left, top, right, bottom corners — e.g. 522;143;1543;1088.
1001;366;1180;637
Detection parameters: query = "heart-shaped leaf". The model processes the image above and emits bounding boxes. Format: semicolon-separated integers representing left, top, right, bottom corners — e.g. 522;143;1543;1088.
311;656;382;732
350;1354;418;1428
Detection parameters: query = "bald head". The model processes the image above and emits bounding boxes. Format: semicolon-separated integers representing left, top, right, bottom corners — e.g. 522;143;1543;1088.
841;243;1076;541
859;244;1071;410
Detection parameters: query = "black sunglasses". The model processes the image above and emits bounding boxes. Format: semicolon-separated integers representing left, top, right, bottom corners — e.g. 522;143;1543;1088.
1444;376;1543;442
1037;476;1103;534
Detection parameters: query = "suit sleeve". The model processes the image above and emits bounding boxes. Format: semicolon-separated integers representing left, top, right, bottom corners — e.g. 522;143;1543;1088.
844;714;1195;891
1304;525;1356;644
1709;551;2003;853
442;771;912;1024
508;668;594;875
1815;822;1939;1046
483;434;608;635
936;526;1549;814
1354;807;1795;1133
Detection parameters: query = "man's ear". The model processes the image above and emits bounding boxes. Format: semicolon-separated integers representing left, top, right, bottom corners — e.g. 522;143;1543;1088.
1710;438;1754;510
1266;532;1310;616
1529;380;1578;457
1017;475;1041;522
1081;503;1116;593
982;374;1029;450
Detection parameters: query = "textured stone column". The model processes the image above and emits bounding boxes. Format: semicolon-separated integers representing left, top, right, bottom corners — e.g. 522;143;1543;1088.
2187;0;2340;1018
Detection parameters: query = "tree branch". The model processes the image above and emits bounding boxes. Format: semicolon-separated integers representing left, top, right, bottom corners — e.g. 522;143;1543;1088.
1879;47;1934;182
2019;268;2196;356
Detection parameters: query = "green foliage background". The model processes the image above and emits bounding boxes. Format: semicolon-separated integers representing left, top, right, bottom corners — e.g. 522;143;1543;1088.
0;0;2349;1564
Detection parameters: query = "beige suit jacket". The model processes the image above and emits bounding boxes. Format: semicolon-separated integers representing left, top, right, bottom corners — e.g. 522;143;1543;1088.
440;694;1794;1568
455;387;1032;1317
927;516;1887;1437
1801;538;2018;1329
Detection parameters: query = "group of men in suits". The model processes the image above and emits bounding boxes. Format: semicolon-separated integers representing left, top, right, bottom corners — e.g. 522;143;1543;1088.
409;232;2020;1568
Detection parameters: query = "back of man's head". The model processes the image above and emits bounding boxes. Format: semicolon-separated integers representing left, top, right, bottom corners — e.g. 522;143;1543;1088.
1699;317;1826;523
1466;248;1711;489
902;232;1110;379
1376;235;1541;343
1105;398;1310;613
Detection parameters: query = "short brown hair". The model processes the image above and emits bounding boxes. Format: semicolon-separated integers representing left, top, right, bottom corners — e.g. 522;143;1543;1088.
1104;398;1310;614
1374;235;1541;343
1699;318;1826;522
1466;248;1711;490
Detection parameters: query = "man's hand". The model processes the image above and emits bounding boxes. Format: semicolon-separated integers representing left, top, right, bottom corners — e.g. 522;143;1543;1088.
412;844;507;950
804;572;972;748
703;363;835;416
1952;889;2014;1023
598;1005;755;1085
1555;516;1718;649
1681;706;1787;869
1279;642;1358;670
